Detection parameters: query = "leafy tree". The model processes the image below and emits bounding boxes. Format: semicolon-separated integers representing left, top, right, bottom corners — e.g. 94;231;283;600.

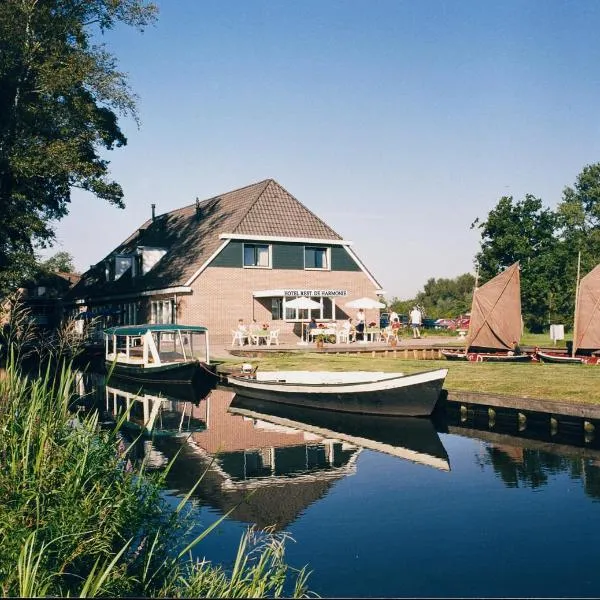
0;0;158;292
40;251;76;273
414;273;475;319
472;194;558;332
556;163;600;300
386;273;475;319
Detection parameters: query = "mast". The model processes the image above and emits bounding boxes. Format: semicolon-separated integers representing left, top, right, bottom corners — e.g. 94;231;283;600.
572;251;581;358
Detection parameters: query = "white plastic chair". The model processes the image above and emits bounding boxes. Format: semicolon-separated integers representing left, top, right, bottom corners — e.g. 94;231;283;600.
267;329;280;346
231;330;246;347
337;329;349;344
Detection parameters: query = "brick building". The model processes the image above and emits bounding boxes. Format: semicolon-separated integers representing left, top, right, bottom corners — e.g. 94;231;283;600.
67;179;384;344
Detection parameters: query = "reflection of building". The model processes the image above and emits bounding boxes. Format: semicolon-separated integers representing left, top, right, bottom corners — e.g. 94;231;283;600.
66;179;384;343
109;386;361;530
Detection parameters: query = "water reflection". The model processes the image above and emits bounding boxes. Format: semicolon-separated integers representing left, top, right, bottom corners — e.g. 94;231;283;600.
79;373;451;528
447;404;600;501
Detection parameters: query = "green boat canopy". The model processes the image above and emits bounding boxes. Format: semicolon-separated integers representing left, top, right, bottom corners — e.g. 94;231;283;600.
104;324;208;336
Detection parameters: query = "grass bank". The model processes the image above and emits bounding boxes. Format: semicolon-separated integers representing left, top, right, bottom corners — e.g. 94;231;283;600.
0;352;312;597
220;353;600;405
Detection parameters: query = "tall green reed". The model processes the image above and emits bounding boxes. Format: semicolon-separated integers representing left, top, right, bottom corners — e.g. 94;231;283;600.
0;343;313;597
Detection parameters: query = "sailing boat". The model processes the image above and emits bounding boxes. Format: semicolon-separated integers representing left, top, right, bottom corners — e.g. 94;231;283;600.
442;262;531;362
536;260;600;364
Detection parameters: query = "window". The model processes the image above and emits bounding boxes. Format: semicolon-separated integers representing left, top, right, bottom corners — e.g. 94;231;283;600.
271;298;282;320
114;256;132;280
304;247;329;270
243;244;270;268
150;300;173;324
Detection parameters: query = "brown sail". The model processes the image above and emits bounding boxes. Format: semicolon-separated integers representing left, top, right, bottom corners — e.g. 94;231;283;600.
573;263;600;354
466;262;522;352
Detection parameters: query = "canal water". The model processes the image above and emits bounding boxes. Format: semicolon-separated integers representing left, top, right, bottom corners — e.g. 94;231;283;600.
78;372;600;598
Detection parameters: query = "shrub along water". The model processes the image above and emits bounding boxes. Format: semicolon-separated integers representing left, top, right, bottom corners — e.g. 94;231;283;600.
0;347;312;597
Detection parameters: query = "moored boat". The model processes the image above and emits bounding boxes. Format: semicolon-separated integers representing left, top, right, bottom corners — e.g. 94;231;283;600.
535;350;587;365
104;324;214;384
441;349;532;362
228;368;448;417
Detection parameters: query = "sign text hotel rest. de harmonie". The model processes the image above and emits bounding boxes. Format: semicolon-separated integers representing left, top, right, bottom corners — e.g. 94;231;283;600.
284;290;348;297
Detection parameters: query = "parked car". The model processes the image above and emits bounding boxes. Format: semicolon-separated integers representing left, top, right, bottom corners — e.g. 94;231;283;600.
434;318;455;330
422;318;437;329
379;312;390;328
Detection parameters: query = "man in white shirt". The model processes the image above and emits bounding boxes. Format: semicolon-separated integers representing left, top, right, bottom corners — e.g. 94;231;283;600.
409;306;422;339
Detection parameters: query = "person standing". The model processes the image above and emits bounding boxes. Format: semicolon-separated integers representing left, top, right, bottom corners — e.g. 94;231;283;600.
356;309;366;341
409;306;422;339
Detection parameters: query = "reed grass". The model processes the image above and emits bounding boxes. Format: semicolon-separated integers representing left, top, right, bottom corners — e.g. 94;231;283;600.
0;345;313;597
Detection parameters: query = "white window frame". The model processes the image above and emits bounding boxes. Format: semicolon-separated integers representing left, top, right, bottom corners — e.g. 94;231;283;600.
243;243;272;269
150;300;174;324
304;246;330;271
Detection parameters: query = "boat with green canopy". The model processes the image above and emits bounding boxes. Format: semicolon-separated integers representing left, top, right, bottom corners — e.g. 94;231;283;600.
104;324;213;384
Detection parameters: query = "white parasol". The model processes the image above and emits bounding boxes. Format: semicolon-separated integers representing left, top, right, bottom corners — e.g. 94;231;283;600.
345;297;386;342
345;297;386;310
286;296;322;344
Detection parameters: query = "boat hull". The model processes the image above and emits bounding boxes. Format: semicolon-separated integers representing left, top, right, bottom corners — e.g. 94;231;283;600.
441;350;532;363
105;360;212;385
440;350;468;361
228;369;447;417
536;351;597;365
475;353;532;363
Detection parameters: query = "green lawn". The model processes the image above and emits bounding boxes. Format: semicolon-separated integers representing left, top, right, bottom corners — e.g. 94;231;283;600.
218;352;600;405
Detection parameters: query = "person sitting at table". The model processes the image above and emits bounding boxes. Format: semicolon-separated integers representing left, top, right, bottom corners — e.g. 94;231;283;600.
342;318;356;343
248;319;260;344
307;317;318;342
237;318;249;345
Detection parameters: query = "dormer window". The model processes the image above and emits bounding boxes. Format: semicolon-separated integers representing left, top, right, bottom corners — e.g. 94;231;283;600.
304;246;329;270
114;255;132;280
243;244;271;268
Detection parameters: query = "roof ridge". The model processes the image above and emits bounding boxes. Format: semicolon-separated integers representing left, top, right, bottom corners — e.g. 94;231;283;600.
157;178;273;219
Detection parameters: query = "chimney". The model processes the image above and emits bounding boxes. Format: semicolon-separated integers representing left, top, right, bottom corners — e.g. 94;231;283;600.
195;197;201;220
151;203;156;221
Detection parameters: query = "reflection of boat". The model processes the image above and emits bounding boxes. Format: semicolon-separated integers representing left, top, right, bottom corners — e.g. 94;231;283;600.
107;373;215;405
104;324;215;384
228;368;448;417
229;395;450;471
442;263;531;362
536;262;600;364
105;380;207;436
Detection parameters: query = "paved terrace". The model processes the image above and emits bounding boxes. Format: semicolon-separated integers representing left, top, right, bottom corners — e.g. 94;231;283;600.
210;335;459;360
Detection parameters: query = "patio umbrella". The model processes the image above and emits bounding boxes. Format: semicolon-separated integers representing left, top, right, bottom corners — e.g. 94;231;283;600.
345;297;386;341
345;297;386;310
286;296;322;344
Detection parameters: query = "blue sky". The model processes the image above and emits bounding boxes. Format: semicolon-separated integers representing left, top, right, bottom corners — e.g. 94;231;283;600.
46;0;600;299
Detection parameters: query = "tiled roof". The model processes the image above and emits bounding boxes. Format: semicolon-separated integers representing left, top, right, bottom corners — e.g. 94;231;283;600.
68;179;343;300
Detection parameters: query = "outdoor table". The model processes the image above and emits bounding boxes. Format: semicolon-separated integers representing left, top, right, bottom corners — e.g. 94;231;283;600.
309;327;337;343
250;329;270;345
364;328;382;342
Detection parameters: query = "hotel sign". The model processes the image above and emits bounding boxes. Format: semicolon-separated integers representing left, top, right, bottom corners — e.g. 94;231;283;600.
284;289;348;297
